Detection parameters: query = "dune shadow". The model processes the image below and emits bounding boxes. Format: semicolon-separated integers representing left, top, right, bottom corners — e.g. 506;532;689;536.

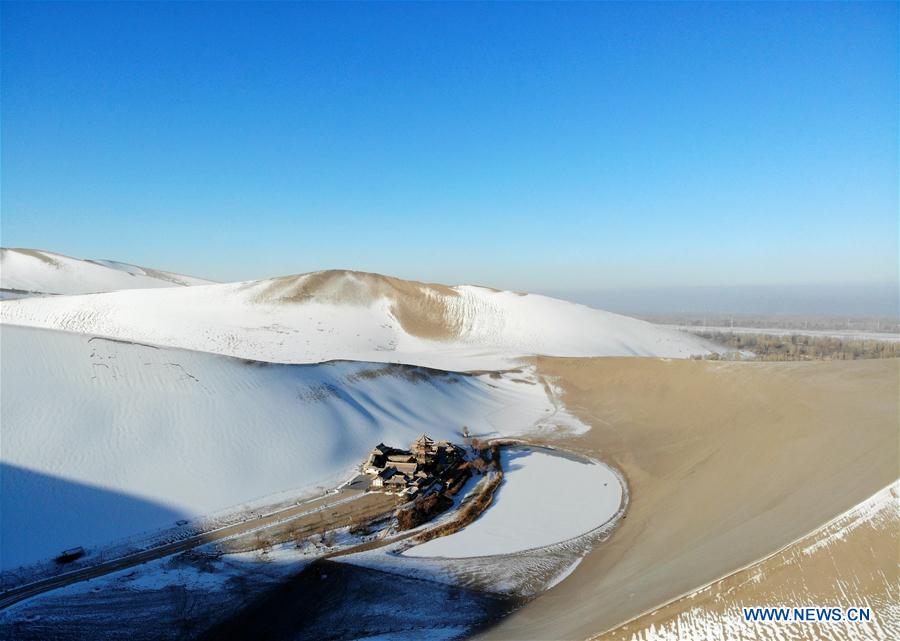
199;558;518;641
1;462;188;574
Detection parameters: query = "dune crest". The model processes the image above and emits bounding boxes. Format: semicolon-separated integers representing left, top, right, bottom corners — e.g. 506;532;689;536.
1;265;716;369
251;270;464;341
0;247;212;296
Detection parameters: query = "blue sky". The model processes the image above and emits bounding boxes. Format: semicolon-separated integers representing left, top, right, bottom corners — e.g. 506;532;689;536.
2;2;897;294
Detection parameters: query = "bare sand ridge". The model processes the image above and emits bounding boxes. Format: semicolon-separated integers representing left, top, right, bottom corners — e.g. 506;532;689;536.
7;248;62;268
251;269;464;341
475;357;899;641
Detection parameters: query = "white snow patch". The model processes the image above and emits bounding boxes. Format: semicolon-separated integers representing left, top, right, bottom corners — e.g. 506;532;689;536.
404;449;623;558
800;481;899;557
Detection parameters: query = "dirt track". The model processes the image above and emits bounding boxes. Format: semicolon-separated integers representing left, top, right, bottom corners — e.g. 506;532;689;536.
0;489;399;611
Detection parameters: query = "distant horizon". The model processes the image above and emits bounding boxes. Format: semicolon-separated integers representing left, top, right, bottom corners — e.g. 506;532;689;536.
3;245;898;319
2;2;897;301
545;283;900;319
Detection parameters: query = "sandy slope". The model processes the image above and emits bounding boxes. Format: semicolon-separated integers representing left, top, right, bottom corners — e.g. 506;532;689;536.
0;248;211;295
474;357;899;641
597;482;899;641
0;269;714;370
1;324;583;571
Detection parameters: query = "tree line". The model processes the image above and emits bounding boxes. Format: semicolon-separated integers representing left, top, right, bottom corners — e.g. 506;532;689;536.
694;332;900;361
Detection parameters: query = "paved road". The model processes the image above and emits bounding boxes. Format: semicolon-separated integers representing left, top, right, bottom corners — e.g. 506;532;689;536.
0;488;393;611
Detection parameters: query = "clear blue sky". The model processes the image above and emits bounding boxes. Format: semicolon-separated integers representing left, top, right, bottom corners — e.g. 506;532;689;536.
2;1;897;292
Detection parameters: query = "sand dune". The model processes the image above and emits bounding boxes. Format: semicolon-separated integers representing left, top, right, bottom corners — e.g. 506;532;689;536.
4;253;893;640
1;324;581;572
0;269;715;370
0;248;212;295
475;357;899;640
597;482;899;641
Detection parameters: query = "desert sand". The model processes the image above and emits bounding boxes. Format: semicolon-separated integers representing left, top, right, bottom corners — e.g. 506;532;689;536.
251;269;465;341
597;482;898;641
475;357;899;641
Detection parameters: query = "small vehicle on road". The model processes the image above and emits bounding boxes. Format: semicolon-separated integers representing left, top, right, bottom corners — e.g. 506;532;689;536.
55;547;85;564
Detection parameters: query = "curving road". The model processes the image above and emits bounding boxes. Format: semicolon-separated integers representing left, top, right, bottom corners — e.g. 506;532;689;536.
0;488;398;611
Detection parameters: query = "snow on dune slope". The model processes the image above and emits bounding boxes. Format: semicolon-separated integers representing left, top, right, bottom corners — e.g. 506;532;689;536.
0;247;212;295
0;269;713;370
0;324;582;571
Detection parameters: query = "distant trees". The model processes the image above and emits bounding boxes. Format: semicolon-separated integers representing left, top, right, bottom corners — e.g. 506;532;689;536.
348;514;370;536
396;492;453;531
695;332;900;361
254;532;273;556
468;439;500;473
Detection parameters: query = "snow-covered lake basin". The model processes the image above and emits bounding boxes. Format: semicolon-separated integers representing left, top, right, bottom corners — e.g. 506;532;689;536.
404;447;624;558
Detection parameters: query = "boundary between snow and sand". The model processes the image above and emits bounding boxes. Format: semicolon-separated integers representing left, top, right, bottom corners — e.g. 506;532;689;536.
664;324;900;343
402;443;630;561
0;247;213;295
324;442;631;604
0;269;718;372
587;479;900;640
2;323;592;578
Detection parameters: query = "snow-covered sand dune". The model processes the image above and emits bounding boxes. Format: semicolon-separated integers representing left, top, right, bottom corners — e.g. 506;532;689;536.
0;269;713;370
0;324;583;571
0;259;710;575
0;248;212;296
